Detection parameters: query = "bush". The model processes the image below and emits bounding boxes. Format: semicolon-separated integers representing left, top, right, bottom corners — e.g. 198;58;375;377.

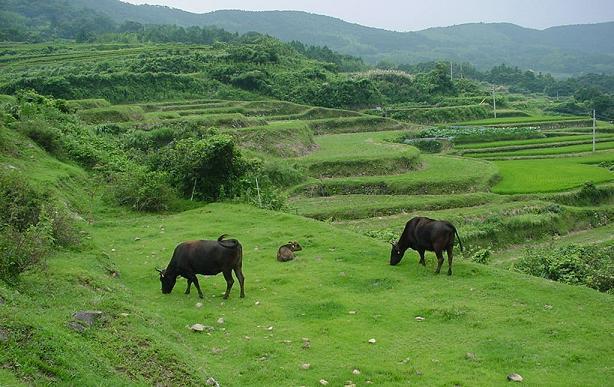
153;135;250;201
469;248;492;264
0;170;78;283
109;168;177;212
514;244;614;293
18;120;62;153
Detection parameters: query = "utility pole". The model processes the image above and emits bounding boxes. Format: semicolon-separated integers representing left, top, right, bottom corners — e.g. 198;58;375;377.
492;85;497;118
460;63;463;79
450;62;453;80
593;109;597;152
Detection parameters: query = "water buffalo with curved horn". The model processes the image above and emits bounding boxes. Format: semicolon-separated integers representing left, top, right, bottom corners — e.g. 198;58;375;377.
157;234;245;299
390;217;463;275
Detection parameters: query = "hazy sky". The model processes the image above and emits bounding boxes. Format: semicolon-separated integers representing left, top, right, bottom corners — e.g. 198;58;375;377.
122;0;614;31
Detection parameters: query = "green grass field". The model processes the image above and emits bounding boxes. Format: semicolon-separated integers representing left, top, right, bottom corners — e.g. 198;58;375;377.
455;133;614;150
453;115;588;126
2;202;613;386
493;158;614;193
470;141;614;158
295;155;499;196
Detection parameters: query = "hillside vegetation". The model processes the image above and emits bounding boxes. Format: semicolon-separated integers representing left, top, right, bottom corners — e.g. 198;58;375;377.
0;15;613;386
3;0;613;75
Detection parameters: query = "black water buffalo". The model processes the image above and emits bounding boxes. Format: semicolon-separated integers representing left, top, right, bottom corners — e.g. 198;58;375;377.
390;217;463;275
277;241;302;262
157;235;245;299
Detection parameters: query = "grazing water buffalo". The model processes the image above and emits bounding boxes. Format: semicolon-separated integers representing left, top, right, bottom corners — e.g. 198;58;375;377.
390;217;463;275
277;241;302;262
157;235;245;299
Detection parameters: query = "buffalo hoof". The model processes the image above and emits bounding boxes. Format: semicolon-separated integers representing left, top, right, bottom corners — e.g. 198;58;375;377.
223;295;229;300
198;294;204;299
240;294;245;298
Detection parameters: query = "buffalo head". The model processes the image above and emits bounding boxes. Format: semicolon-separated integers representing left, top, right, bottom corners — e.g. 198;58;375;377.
390;242;404;265
157;268;176;294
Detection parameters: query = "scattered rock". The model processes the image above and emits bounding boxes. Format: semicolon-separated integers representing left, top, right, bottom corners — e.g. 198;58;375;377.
366;381;373;384
352;369;361;375
190;324;206;332
0;328;9;342
399;357;411;364
301;363;311;370
345;382;356;387
120;313;130;317
134;237;141;241
348;310;356;315
211;347;223;355
319;379;329;385
415;316;426;322
206;377;220;387
217;317;225;324
266;326;273;331
507;373;523;382
67;321;86;333
244;336;251;340
415;371;423;376
544;304;553;310
73;311;103;326
111;248;116;252
196;302;203;308
465;352;477;361
255;301;261;306
368;338;376;344
302;338;311;349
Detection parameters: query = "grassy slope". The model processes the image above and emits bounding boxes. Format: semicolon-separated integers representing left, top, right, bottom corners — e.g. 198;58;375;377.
3;203;613;386
1;131;612;385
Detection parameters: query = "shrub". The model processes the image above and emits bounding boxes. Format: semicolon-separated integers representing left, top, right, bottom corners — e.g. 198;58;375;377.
109;168;177;212
0;170;78;283
470;248;492;264
514;244;614;293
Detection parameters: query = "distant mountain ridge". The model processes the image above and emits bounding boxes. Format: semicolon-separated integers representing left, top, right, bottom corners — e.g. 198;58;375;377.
14;0;614;76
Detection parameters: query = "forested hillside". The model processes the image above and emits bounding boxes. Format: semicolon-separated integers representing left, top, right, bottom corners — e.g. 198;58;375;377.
2;0;613;75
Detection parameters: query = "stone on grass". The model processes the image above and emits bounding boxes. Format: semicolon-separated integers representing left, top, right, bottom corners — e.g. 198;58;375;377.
134;237;141;241
206;377;220;386
217;317;225;324
196;302;203;308
507;373;523;382
267;326;273;331
352;369;361;375
190;324;214;332
465;352;477;361
301;363;311;370
415;316;425;321
68;321;86;333
303;338;311;349
73;311;103;326
120;313;130;317
319;379;328;385
348;310;356;315
368;338;376;344
0;328;9;342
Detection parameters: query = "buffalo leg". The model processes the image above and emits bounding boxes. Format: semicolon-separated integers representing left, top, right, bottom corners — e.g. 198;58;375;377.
185;278;192;294
234;266;245;298
190;274;204;299
418;249;426;266
222;270;234;299
435;250;445;274
447;246;454;276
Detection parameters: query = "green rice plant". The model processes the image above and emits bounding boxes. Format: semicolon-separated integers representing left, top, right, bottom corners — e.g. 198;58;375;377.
492;157;614;194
